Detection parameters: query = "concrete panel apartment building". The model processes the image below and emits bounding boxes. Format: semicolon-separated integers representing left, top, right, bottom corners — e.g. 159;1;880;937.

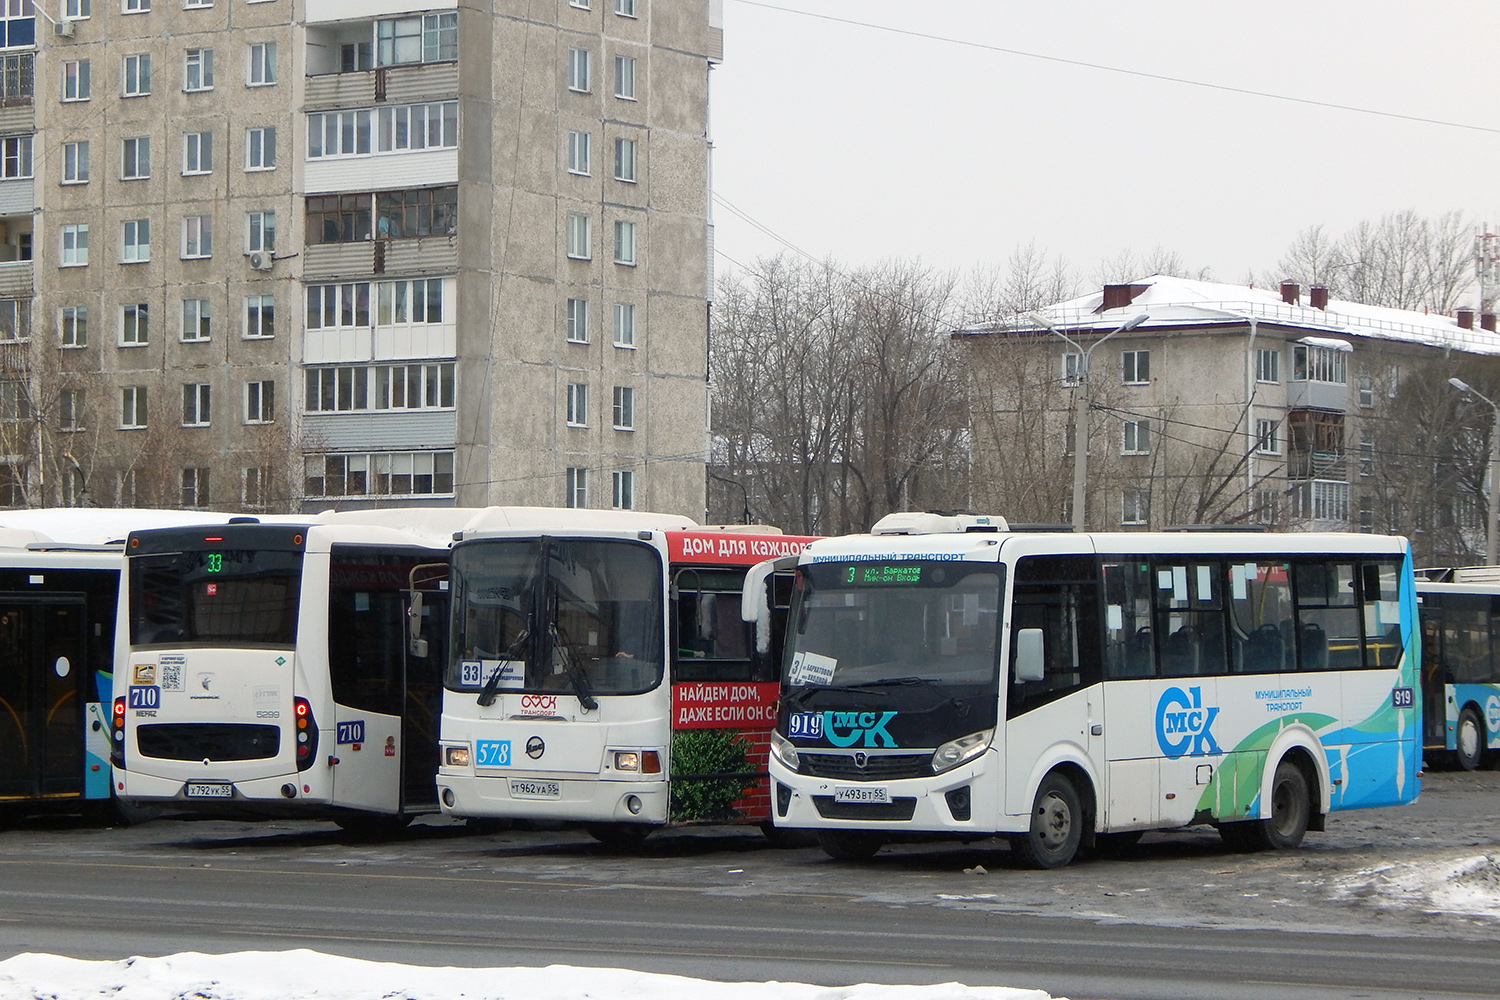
0;0;718;515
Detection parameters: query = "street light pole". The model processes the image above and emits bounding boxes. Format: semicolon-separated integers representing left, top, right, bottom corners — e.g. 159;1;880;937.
1030;312;1148;530
1449;377;1500;565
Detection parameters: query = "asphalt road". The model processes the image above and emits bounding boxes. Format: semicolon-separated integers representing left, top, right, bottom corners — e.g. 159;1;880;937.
2;769;1498;1000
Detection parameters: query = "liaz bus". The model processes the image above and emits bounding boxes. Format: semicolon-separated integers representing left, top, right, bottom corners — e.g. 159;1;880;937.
114;509;473;831
1416;568;1500;770
0;508;263;828
762;512;1420;867
436;508;817;843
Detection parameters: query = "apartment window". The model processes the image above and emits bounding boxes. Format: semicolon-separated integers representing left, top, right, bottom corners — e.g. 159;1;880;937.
566;467;587;508
181;298;210;341
1256;417;1280;455
244;294;274;338
122;54;150;97
245;380;274;423
375;12;456;67
0;380;25;423
613;303;636;348
1359;436;1374;477
1292;343;1349;384
183;131;212;174
566;383;587;426
615;0;636;16
304;451;454;498
567;48;590;92
303;364;453;413
123;0;149;11
1254;488;1279;526
122;219;149;262
121;136;149;179
612;386;634;430
612;470;634;510
61;141;89;184
613;55;635;100
567;130;591;175
245;126;276;169
64;0;90;18
120;386;147;429
613;220;636;265
375;186;457;238
1298;480;1350;522
59;306;87;347
59;224;87;266
374;278;443;326
61;59;89;101
374;101;458;153
59;388;83;432
1121;349;1149;385
182;383;210;426
184;0;211;7
247;210;275;252
242;467;268;509
247;42;276;85
184;48;213;91
119;302;148;345
181;215;212;258
1062;352;1082;385
0;299;28;342
181;467;209;508
566;213;591;259
566;298;588;343
1121;489;1150;527
1358;376;1375;408
570;0;590;8
304;366;367;412
305;194;371;244
1122;418;1150;455
305;282;371;329
614;137;636;182
306;109;372;158
0;135;30;178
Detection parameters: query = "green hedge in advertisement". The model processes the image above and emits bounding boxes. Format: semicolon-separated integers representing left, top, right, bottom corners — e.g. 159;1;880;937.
669;728;751;822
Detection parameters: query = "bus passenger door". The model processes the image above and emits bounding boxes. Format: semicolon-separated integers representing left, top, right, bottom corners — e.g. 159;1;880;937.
326;571;406;816
0;599;88;802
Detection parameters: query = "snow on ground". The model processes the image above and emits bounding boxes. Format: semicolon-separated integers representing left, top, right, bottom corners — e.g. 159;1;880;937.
1337;853;1500;921
0;952;1057;1000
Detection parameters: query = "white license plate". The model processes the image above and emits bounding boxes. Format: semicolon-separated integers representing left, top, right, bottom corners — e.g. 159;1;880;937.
834;785;890;804
185;783;233;799
509;779;561;799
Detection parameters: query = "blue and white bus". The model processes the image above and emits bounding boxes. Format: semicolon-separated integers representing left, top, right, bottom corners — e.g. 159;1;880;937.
762;513;1421;866
1416;569;1500;770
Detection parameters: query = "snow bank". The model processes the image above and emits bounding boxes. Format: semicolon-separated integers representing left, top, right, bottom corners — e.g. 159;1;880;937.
0;951;1056;1000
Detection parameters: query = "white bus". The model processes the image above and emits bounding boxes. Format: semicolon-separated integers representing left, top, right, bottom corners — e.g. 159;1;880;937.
114;509;472;830
0;508;261;827
1415;569;1500;770
763;513;1421;867
436;508;816;843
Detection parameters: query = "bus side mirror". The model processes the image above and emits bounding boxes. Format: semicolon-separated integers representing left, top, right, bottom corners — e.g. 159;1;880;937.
741;555;800;655
408;592;428;658
1014;628;1045;683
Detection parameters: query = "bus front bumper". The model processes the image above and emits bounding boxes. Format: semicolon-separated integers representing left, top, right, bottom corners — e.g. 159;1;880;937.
438;771;668;825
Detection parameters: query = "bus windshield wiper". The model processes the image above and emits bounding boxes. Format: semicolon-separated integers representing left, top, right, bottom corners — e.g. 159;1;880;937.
550;623;599;712
477;629;529;707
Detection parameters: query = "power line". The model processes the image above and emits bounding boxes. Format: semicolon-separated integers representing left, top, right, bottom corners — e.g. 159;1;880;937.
730;0;1500;136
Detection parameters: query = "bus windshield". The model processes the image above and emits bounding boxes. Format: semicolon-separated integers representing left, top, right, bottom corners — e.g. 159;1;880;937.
448;538;664;697
129;549;303;647
787;561;1003;690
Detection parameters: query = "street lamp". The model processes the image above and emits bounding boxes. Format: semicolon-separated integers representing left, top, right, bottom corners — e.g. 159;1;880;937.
1029;312;1149;530
1449;377;1500;565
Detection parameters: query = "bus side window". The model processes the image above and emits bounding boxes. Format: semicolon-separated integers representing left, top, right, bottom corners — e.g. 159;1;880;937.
1359;561;1404;667
1007;554;1100;719
1293;561;1359;670
671;568;754;683
1153;561;1227;676
1103;561;1154;679
1229;561;1292;674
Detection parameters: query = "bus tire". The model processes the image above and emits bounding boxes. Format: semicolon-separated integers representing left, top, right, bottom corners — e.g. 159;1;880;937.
1250;758;1311;851
1011;772;1082;869
585;822;653;849
1456;707;1485;772
816;830;884;860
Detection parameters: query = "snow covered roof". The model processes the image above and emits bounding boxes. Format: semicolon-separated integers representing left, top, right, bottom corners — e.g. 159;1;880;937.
959;274;1500;356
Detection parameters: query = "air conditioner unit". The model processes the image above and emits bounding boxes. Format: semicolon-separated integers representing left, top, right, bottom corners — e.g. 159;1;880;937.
54;19;75;37
248;251;274;271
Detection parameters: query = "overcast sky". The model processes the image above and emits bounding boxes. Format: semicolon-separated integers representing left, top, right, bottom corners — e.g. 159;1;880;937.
709;1;1500;291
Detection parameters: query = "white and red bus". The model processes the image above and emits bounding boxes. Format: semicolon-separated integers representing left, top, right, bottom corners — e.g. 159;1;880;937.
435;508;816;843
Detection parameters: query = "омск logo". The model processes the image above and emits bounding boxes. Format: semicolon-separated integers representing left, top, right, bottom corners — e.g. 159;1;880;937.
1155;686;1222;758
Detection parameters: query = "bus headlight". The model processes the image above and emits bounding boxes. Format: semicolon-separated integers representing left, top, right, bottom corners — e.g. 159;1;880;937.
931;729;993;774
444;745;470;767
613;751;640;772
770;731;800;771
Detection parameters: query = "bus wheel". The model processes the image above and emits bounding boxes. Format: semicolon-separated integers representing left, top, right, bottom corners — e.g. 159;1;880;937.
1011;772;1082;869
1456;707;1485;772
1261;759;1311;850
816;830;884;860
585;822;653;849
